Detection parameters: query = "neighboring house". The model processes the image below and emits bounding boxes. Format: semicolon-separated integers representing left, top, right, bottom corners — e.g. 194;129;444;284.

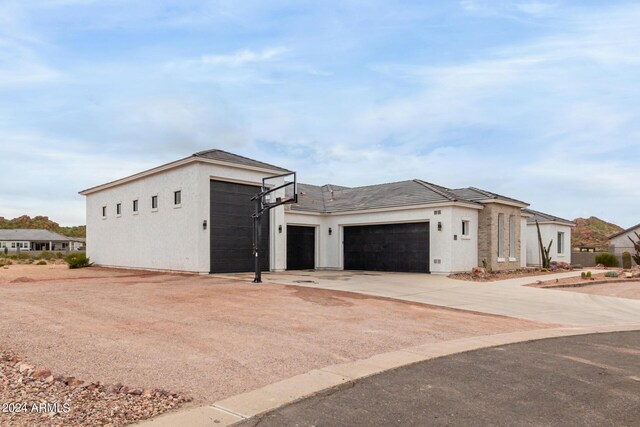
0;229;80;252
609;223;640;256
80;149;565;275
69;237;86;251
523;209;575;266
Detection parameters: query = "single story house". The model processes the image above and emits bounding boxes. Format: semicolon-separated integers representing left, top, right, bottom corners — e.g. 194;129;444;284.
609;223;640;257
523;209;575;266
80;149;569;275
0;229;81;252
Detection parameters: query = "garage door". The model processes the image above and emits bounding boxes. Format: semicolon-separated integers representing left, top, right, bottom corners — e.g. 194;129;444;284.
287;226;315;270
343;222;430;273
210;180;269;273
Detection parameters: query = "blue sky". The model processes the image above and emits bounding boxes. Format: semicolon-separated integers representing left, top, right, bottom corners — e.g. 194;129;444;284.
1;0;639;227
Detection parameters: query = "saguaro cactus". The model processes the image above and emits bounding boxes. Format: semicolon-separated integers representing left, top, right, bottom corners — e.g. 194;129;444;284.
628;232;640;266
535;220;553;269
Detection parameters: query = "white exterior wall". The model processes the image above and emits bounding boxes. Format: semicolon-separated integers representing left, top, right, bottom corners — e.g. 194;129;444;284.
285;205;480;274
86;160;286;273
610;225;640;256
526;223;572;266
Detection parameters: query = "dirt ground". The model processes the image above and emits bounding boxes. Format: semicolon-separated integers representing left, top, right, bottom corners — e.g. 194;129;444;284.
1;265;551;405
556;282;640;300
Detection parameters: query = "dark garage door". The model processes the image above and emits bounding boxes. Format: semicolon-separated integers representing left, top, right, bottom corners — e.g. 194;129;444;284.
287;226;315;270
210;180;269;273
344;222;430;273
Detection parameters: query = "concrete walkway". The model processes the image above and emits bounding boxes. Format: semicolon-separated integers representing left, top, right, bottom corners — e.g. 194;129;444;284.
244;270;640;326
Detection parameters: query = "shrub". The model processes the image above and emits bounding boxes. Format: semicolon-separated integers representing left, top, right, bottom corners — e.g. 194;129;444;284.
622;252;632;269
36;260;47;265
595;253;619;268
55;252;65;259
581;272;586;279
586;271;592;278
605;271;618;278
39;251;54;260
65;253;91;269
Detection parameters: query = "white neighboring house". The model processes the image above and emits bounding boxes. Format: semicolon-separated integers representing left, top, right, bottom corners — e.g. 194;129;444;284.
0;229;80;252
81;149;570;275
608;223;640;257
524;209;575;266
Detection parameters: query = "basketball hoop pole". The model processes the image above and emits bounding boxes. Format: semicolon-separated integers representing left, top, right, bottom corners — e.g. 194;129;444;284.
253;196;262;284
251;172;297;285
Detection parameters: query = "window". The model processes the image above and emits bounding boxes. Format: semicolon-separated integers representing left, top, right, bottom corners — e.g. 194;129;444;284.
133;199;139;213
557;232;565;255
151;195;158;210
462;220;470;236
509;215;516;259
102;206;107;217
11;242;16;248
497;213;504;260
116;203;122;216
174;190;181;206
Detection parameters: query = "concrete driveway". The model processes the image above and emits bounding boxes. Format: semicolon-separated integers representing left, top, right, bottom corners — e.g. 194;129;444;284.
246;270;640;326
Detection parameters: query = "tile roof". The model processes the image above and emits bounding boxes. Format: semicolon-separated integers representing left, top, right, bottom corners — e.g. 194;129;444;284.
449;187;528;206
0;229;73;241
522;209;575;226
292;180;487;213
194;149;291;173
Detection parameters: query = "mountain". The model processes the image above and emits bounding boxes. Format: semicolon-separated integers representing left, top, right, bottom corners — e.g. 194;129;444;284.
572;216;623;248
0;215;85;238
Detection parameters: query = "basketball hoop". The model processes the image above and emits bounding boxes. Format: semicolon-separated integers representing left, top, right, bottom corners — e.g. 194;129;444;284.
251;172;298;283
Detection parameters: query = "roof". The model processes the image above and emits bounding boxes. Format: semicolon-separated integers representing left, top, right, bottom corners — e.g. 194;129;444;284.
609;223;640;239
0;229;73;242
292;179;485;213
522;208;575;226
449;187;529;207
80;149;290;195
193;149;291;173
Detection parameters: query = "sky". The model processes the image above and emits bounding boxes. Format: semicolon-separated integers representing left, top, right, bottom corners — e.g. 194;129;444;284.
0;0;639;228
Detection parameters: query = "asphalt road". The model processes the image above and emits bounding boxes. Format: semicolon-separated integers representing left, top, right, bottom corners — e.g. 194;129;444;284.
240;332;640;427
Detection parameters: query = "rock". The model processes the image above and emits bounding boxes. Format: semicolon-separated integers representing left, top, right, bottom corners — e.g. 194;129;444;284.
471;267;486;279
32;369;52;380
67;377;84;387
17;362;34;373
143;388;156;397
44;375;54;383
128;388;143;395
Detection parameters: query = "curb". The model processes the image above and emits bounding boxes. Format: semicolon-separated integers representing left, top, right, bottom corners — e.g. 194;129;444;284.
134;324;640;427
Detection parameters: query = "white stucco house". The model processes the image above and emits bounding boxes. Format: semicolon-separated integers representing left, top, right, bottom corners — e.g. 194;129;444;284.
609;223;640;257
80;149;569;275
0;229;82;252
523;209;575;266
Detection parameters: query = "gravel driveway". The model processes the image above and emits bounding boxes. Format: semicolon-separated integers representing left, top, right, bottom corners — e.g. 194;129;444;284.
1;265;550;405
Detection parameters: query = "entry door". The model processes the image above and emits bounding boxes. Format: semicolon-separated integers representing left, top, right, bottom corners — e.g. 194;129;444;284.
287;226;315;270
343;222;430;273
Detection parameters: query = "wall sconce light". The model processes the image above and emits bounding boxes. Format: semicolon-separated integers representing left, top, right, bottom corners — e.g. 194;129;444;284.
328;227;332;235
437;222;442;231
203;220;207;230
278;225;282;233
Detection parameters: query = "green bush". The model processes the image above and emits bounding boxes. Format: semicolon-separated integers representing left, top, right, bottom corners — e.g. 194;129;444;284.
65;253;91;269
586;271;592;278
595;253;619;268
622;251;632;269
39;251;54;260
605;271;618;278
55;252;65;259
581;272;586;279
36;260;47;265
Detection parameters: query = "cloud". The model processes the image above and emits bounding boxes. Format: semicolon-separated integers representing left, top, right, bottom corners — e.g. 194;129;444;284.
198;47;287;67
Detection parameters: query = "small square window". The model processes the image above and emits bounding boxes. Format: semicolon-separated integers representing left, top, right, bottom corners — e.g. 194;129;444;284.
102;206;107;217
174;190;181;206
133;199;139;212
151;195;158;210
462;220;470;236
116;203;121;215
